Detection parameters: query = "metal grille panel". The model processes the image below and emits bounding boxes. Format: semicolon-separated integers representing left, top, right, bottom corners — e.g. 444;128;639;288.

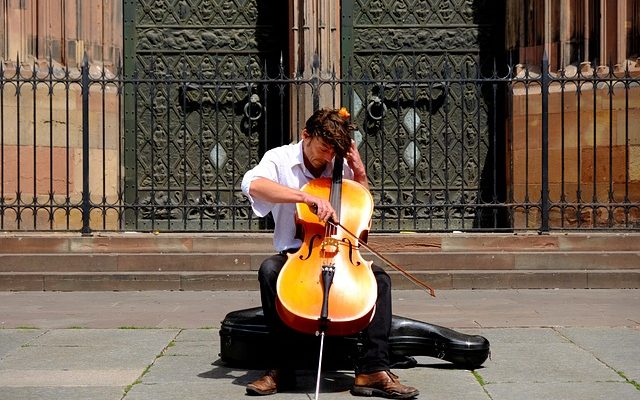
342;0;505;231
124;0;288;230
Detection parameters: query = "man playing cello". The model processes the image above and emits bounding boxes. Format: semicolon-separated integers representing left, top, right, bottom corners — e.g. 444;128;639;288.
241;108;419;399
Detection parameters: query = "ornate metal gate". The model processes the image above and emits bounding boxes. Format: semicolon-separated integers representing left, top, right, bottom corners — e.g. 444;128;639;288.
341;0;507;231
121;0;506;232
123;0;288;230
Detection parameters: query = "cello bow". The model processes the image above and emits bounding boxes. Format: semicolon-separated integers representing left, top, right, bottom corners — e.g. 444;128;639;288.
331;221;436;297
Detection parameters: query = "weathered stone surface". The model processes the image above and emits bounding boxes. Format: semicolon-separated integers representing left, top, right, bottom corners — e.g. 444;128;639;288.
0;233;639;290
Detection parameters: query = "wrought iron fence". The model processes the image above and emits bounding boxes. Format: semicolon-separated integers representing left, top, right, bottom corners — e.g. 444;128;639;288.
0;54;638;233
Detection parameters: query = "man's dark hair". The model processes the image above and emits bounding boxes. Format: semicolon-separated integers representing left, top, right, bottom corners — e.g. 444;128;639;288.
304;108;355;158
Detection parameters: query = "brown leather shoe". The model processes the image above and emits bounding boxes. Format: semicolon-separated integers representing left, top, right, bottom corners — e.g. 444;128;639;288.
246;369;295;396
351;370;419;399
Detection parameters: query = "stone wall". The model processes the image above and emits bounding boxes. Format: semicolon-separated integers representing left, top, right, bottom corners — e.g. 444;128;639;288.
1;0;122;67
509;68;640;229
0;66;121;230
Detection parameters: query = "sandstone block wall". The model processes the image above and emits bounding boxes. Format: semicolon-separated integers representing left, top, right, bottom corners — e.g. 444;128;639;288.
509;71;640;229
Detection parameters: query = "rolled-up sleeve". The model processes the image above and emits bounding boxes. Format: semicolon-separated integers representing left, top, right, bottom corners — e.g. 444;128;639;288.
241;151;280;217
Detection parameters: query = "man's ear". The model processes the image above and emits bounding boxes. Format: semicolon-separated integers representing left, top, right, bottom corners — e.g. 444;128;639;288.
301;129;310;140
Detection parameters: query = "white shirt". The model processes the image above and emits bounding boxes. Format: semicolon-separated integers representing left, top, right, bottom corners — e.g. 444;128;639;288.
241;141;354;252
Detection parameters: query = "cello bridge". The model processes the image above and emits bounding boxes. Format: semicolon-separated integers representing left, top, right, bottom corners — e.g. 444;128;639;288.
320;237;340;257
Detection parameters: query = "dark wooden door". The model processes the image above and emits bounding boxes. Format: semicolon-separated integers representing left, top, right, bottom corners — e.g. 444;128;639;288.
123;0;288;230
342;0;507;231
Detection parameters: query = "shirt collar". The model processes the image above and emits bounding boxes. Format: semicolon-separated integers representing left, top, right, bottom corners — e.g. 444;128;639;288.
294;140;305;167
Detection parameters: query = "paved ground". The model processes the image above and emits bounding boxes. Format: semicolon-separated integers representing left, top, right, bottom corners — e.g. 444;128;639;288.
0;289;639;400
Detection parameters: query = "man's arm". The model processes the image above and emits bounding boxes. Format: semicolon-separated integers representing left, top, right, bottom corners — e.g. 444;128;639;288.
248;178;338;222
346;140;369;189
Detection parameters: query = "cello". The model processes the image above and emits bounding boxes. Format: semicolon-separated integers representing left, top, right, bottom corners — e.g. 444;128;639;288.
276;153;377;399
275;155;378;337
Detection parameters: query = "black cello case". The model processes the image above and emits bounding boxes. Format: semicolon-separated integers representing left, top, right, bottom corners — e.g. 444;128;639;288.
219;307;490;370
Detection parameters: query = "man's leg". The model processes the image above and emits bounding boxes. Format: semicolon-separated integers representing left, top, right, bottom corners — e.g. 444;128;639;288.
257;253;287;332
247;254;296;396
352;265;419;399
356;264;392;374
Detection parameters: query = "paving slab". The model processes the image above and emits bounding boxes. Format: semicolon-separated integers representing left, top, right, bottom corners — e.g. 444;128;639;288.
31;329;180;348
0;369;138;387
124;381;248;400
558;327;640;384
142;353;221;384
0;386;125;400
0;330;43;359
392;360;489;400
476;328;623;385
0;289;638;329
174;329;219;342
0;289;638;400
164;341;218;358
485;382;640;400
0;329;179;396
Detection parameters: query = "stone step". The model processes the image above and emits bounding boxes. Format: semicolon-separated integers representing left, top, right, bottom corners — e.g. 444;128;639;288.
1;250;639;272
1;269;638;291
1;232;639;254
1;232;639;291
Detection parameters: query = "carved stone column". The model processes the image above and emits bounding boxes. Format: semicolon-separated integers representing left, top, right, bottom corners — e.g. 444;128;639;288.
290;0;341;136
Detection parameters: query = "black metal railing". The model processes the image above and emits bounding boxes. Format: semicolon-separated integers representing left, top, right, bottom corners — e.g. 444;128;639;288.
0;54;638;233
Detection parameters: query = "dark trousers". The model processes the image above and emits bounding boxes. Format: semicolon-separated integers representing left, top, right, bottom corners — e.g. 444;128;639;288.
258;253;392;374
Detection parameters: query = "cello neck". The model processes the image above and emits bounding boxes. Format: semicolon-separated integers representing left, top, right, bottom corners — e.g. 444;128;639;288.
328;156;344;221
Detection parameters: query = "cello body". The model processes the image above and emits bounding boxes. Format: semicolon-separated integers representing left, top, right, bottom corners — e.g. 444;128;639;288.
276;177;378;336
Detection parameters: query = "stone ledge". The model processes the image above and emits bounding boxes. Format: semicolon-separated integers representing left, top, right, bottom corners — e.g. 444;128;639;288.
2;250;639;273
1;232;640;254
1;270;638;291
